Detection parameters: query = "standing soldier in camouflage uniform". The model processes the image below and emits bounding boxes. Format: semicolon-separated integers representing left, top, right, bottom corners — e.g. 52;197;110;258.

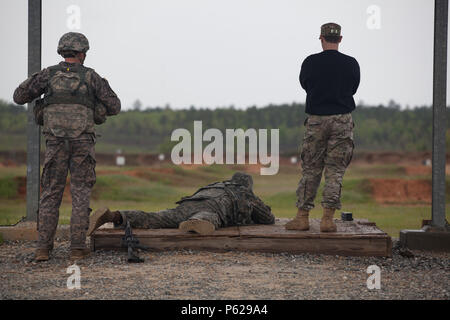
87;173;275;235
13;32;121;261
286;23;360;232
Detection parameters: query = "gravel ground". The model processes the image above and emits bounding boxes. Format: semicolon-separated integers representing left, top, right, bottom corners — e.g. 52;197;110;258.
0;239;448;300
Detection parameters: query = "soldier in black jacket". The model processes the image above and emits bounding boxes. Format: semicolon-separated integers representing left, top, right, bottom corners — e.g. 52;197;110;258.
287;23;360;233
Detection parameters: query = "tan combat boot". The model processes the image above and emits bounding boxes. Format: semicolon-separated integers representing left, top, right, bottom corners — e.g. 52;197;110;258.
285;209;310;231
87;207;121;236
70;248;91;261
35;248;49;262
179;219;215;235
320;208;337;232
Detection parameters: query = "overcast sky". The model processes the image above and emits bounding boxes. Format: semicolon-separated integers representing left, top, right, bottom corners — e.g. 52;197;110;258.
1;0;447;110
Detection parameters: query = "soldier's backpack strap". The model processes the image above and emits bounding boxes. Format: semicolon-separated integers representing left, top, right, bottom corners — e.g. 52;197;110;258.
44;64;63;97
43;64;95;110
175;182;226;204
178;181;239;200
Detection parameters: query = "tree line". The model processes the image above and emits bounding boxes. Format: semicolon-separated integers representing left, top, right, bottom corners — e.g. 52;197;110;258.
0;99;448;155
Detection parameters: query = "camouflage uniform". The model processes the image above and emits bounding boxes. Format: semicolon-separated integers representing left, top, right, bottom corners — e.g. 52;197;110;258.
296;114;354;211
13;32;121;250
118;173;275;229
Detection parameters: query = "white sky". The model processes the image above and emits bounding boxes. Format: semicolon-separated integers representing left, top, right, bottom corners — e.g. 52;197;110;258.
1;0;447;110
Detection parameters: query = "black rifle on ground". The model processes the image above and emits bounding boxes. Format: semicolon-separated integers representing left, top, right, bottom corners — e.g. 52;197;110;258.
121;221;149;263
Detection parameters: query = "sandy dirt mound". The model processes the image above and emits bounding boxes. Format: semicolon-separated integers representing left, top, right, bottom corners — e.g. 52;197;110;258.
14;177;27;197
96;167;176;177
179;164;202;170
236;163;263;174
370;179;431;204
404;166;432;176
0;160;18;167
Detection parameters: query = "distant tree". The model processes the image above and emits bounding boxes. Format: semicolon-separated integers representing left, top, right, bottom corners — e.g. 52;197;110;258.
133;99;142;111
387;99;401;110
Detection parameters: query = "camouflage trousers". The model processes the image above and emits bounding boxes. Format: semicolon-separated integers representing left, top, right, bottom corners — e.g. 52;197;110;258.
119;201;223;229
296;113;354;211
38;137;96;250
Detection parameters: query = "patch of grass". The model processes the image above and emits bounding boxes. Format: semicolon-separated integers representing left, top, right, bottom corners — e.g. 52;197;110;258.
346;164;405;179
0;166;27;178
173;165;232;187
264;191;297;212
0;200;27;225
0;177;18;199
93;174;182;203
447;180;450;198
340;179;374;205
0;134;27;151
93;141;152;154
199;164;233;176
0;232;3;245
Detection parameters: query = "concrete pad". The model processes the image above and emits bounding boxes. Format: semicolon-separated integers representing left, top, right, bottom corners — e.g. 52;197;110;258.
400;229;450;252
0;221;70;241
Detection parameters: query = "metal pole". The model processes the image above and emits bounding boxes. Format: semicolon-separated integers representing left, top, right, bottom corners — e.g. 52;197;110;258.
26;0;42;221
432;0;448;229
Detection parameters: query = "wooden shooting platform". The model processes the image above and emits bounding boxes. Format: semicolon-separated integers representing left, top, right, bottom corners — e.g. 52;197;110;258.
91;218;392;257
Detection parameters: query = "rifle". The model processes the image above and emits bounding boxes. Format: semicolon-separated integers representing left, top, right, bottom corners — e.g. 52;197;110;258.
121;220;149;263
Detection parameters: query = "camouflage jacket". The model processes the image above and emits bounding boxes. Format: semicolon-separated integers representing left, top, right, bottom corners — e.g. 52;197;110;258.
13;61;121;139
176;181;275;226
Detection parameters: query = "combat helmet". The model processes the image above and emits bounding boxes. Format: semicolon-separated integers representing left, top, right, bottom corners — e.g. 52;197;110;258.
57;32;90;55
231;172;253;191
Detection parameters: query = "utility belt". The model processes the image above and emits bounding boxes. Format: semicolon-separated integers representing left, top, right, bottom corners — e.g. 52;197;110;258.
44;132;95;141
304;113;353;126
44;132;96;152
34;98;107;126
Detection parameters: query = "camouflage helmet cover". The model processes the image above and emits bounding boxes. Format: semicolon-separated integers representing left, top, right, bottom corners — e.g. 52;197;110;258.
57;32;90;55
231;172;254;191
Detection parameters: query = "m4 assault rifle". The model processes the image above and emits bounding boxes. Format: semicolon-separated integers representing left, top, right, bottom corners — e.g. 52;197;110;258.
121;220;149;263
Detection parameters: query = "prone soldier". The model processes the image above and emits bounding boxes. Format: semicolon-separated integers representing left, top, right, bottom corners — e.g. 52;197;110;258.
87;172;275;235
13;32;121;261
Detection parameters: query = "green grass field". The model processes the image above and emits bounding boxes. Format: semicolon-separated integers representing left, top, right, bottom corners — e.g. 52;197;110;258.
0;162;448;238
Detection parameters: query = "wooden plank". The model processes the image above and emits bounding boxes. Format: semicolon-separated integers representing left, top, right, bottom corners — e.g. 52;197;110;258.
0;222;70;241
93;236;392;257
91;218;392;257
93;219;386;239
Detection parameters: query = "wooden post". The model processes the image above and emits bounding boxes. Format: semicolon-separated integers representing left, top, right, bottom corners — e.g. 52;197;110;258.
26;0;42;221
432;0;448;229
